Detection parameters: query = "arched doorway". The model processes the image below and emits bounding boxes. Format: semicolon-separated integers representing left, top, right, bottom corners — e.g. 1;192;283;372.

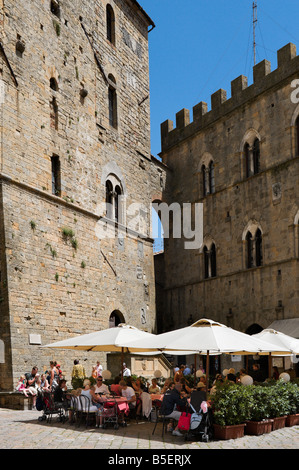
109;310;125;328
246;323;268;380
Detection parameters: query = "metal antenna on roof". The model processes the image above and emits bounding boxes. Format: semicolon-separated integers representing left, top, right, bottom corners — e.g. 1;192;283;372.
253;1;258;66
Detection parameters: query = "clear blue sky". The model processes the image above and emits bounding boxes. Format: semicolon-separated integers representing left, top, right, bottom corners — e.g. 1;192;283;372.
140;0;299;158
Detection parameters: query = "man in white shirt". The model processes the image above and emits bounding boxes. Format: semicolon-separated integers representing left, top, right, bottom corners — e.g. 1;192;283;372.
122;363;131;377
119;380;136;409
94;376;109;394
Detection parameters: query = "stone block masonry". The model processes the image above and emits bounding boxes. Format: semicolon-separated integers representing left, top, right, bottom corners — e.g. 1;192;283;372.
0;0;158;390
157;43;299;337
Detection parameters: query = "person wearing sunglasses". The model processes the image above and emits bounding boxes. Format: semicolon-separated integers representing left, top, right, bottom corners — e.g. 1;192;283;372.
94;377;109;395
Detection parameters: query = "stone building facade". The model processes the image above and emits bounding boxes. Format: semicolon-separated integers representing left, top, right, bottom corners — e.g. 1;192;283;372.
0;0;162;390
157;43;299;348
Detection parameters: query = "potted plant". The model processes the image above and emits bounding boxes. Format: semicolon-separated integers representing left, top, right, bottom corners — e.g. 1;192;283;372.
211;383;249;440
267;381;289;430
285;382;299;427
245;385;273;435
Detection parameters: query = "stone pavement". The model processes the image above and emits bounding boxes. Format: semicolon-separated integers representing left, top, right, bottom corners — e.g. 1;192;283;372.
0;408;299;450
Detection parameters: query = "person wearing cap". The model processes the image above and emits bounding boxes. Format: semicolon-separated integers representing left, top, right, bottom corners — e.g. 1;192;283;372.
121;363;131;377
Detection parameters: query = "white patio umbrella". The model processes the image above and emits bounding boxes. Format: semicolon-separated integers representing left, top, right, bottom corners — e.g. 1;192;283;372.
252;328;299;377
252;329;299;354
124;318;291;392
42;323;160;378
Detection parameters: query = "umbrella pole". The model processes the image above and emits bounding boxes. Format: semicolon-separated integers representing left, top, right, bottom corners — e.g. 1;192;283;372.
194;354;197;387
121;347;124;379
268;353;272;379
206;350;210;396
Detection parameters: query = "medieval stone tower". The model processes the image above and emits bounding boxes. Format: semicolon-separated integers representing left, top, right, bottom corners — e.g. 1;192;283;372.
0;0;160;390
157;43;299;345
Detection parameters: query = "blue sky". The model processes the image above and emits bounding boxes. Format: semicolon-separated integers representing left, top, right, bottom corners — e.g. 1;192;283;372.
140;0;299;159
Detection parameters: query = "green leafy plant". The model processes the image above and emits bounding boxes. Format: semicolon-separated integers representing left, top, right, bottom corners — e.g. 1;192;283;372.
30;220;36;230
211;382;251;426
62;227;78;251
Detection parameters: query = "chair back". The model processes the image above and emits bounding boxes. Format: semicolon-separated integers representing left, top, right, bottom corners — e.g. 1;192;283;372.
79;394;91;413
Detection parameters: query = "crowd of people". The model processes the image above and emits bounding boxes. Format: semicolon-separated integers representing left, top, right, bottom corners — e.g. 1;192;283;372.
15;359;293;434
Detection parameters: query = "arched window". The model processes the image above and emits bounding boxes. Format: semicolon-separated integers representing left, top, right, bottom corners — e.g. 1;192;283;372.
50;77;58;91
245;228;263;268
244;143;250;178
255;229;263;267
114;185;122;222
105;180;113;219
246;231;253;268
203;246;209;279
106;5;116;45
296;115;299;156
210;243;217;277
108;75;117;128
203;243;217;279
253;138;260;175
202;165;207;196
51;155;61;196
201;161;215;197
244;138;260;178
105;177;123;223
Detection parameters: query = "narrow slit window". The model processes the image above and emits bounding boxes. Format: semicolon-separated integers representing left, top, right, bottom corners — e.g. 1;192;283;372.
106;5;116;45
51;155;61;196
51;0;60;18
108;77;117;129
50;97;58;130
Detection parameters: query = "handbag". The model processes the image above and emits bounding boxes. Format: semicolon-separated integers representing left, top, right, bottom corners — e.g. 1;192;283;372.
178;412;191;431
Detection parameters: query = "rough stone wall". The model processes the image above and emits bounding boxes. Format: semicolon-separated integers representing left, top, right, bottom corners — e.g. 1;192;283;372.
0;0;157;390
158;44;299;335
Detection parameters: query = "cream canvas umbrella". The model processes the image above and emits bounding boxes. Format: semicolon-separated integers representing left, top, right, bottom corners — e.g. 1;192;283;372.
42;323;159;378
252;328;299;378
125;318;291;392
252;329;299;354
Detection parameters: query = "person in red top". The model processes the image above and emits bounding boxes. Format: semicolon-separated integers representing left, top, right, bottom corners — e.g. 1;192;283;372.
110;376;122;396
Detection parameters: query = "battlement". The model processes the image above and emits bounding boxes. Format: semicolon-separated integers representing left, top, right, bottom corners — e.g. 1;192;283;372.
161;43;299;153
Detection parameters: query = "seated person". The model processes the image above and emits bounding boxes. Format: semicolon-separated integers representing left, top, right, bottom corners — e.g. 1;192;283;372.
160;383;188;437
94;376;109;395
119;380;136;410
110;376;122;396
132;377;145;394
160;378;172;394
180;377;192;394
149;378;160;394
53;379;69;411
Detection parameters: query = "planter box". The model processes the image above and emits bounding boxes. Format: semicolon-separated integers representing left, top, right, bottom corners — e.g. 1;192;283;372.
213;423;246;440
286;414;299;427
272;416;287;431
245;419;273;436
